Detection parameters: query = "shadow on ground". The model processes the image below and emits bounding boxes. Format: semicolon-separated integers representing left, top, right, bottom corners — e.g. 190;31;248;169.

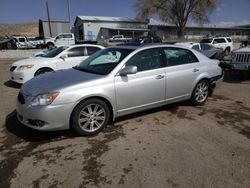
5;110;77;142
4;80;21;89
5;101;190;141
223;70;250;83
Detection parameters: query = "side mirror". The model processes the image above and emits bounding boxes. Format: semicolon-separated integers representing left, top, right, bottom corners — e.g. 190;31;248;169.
119;66;137;76
60;54;68;60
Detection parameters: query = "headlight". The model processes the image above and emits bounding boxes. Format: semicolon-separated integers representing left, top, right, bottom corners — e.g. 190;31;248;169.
31;92;59;106
231;53;236;59
17;65;34;70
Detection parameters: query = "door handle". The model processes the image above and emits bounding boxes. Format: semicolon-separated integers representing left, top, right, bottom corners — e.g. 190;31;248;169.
155;75;165;79
193;68;199;72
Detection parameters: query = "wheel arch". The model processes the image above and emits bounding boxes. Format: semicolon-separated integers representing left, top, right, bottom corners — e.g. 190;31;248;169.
69;95;115;128
34;67;54;76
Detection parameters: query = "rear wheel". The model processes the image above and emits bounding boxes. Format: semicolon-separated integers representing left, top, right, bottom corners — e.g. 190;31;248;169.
191;80;210;105
35;68;53;76
71;99;110;136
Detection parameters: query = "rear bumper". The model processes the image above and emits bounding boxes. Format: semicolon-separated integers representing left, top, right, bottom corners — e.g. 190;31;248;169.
209;70;224;96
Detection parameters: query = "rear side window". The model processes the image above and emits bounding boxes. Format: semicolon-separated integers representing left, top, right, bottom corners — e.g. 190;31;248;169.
66;47;85;57
163;48;198;66
126;48;162;72
86;47;101;56
214;38;226;43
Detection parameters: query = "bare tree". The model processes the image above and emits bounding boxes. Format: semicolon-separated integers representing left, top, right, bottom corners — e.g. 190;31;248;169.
135;0;219;38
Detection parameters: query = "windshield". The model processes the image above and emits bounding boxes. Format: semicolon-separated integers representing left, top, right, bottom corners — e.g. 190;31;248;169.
42;46;68;58
200;39;213;43
74;48;134;75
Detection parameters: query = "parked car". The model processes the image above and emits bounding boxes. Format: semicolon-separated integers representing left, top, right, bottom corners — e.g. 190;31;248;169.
16;44;223;136
175;42;224;60
225;46;250;71
12;36;39;49
0;37;17;50
200;37;233;56
109;35;132;42
10;44;105;84
45;33;97;48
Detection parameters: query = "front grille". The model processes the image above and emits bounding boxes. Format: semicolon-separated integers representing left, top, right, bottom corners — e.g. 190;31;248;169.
10;66;17;72
18;92;25;104
235;53;250;63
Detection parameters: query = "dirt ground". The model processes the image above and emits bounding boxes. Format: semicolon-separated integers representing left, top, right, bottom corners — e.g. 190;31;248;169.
0;59;250;188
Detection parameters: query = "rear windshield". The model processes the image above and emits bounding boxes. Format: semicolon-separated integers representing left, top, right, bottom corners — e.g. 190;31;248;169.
200;39;213;43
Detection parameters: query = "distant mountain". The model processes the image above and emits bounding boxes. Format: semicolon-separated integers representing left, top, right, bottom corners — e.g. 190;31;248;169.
0;23;38;37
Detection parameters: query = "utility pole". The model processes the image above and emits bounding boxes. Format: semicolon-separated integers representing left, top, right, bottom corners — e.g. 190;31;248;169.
46;0;52;37
67;0;71;23
67;0;71;31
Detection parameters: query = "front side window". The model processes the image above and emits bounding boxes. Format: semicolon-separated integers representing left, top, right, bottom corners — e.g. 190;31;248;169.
214;38;226;43
66;47;85;57
75;48;134;75
226;38;232;42
163;48;198;66
19;38;25;42
126;48;162;72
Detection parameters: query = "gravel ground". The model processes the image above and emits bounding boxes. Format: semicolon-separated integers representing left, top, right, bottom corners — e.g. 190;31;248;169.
0;49;42;59
0;59;250;188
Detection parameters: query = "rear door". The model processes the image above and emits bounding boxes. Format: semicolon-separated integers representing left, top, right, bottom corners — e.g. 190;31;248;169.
115;48;166;116
162;47;200;102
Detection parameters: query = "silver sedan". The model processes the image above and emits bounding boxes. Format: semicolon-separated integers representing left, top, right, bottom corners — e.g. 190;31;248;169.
16;44;223;136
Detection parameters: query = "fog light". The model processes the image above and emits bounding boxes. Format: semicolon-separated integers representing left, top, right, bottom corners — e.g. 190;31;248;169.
28;119;46;127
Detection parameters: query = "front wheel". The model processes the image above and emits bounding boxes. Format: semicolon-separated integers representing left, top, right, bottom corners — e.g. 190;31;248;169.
191;80;210;105
71;99;110;136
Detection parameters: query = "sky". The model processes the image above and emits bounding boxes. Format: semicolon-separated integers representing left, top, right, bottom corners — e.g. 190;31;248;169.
0;0;249;26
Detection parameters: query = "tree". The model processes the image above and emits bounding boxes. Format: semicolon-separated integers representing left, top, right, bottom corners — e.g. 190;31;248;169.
135;0;219;38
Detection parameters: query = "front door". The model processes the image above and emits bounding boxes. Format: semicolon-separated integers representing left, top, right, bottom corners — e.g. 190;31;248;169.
57;46;87;69
115;48;166;116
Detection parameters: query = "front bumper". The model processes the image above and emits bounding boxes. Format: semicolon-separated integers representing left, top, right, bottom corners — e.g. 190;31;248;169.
228;63;250;71
10;70;33;84
16;100;76;131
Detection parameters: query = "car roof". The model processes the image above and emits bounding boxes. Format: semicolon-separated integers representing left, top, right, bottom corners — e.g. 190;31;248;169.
111;43;194;51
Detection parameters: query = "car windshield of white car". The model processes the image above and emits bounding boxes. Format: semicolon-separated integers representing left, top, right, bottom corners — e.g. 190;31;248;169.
42;46;68;58
74;48;134;75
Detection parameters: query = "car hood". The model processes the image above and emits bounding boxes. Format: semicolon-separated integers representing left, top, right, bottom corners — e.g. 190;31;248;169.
21;68;104;96
12;57;53;66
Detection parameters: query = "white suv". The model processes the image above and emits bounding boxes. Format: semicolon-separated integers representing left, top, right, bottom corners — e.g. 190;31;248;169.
200;37;233;55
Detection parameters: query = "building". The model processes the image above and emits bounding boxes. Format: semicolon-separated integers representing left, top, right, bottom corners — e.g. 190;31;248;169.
149;19;250;41
73;16;149;40
39;19;71;38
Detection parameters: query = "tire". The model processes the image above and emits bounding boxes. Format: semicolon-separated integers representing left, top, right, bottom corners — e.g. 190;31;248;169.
34;68;53;76
191;80;210;105
47;42;54;49
71;99;110;136
224;47;230;56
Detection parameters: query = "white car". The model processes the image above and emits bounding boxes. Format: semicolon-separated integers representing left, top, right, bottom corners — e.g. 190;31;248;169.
200;37;233;55
10;44;105;84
